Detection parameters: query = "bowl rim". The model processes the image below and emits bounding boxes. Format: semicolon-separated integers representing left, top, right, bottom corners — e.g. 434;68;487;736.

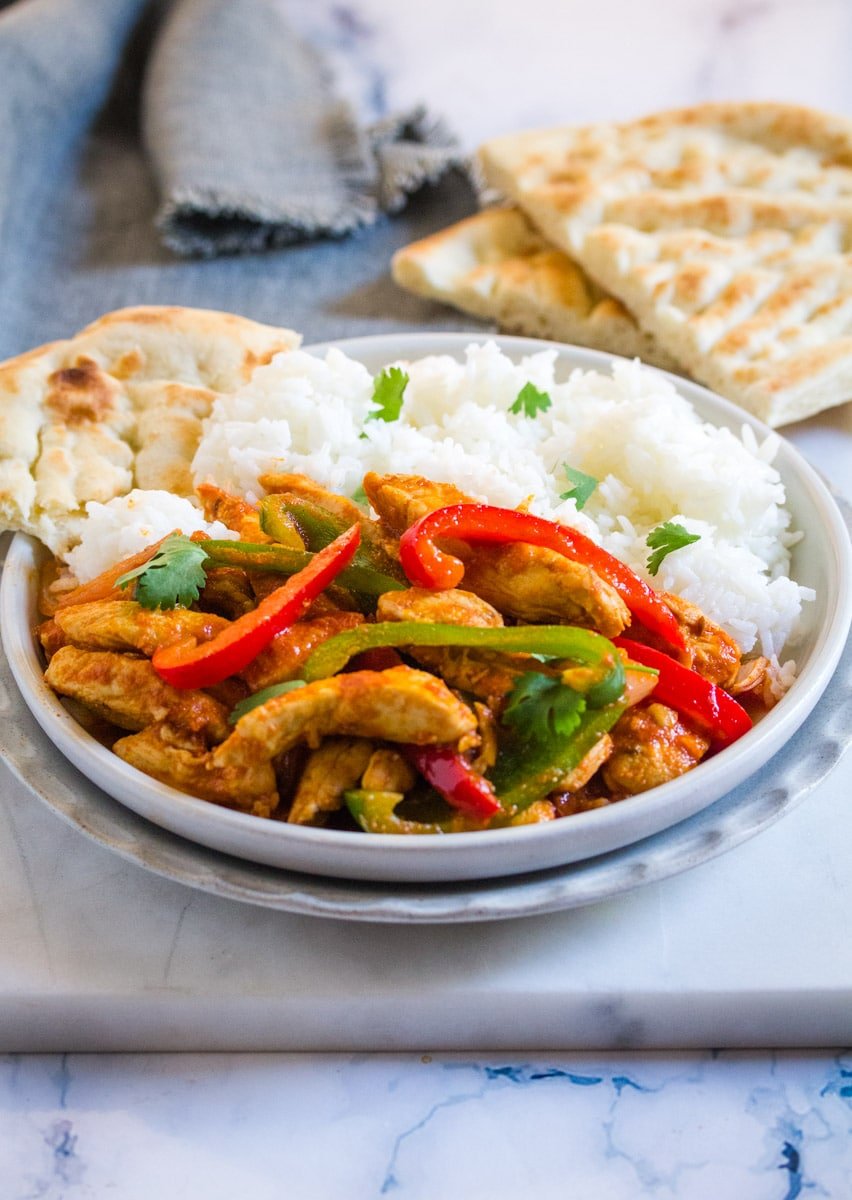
3;332;851;883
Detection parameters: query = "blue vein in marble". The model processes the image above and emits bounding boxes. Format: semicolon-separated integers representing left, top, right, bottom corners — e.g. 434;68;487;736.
779;1141;803;1200
601;1095;706;1191
381;1063;656;1194
612;1074;651;1095
46;1117;84;1187
529;1069;603;1086
42;1053;86;1187
818;1056;852;1103
487;1065;606;1087
51;1052;72;1109
381;1087;486;1193
752;1050;850;1200
484;1065;526;1083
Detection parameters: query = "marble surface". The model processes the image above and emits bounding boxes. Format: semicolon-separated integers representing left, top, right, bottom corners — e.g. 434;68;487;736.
1;1052;851;1198
2;0;852;1191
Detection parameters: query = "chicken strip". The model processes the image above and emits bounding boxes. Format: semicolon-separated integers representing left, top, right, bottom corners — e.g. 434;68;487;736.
510;801;557;826
287;737;375;825
729;656;776;708
602;703;711;796
196;483;274;544
53;600;229;657
242;611;364;691
45;646;230;742
37;619;65;658
212;665;477;779
622;592;742;683
661;592;742;686
362;472;469;533
259;471;366;527
115;667;474;815
364;472;629;636
462;543;628;636
470;702;499;774
377;586;503;629
361;747;418;794
376;586;522;699
556;732;615;793
114;722;278;817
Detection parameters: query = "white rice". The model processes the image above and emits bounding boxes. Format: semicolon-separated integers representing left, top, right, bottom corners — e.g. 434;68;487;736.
72;342;812;671
66;490;236;583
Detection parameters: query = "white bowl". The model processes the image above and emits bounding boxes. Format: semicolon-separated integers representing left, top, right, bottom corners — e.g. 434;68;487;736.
3;335;851;882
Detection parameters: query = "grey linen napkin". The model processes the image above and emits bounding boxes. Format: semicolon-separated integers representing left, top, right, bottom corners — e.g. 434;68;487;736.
0;0;478;362
143;0;466;257
0;0;148;354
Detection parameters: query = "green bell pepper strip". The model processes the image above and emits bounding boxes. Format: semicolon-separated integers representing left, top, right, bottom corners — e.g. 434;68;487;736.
487;700;627;817
344;789;487;835
344;788;567;834
300;621;625;701
198;539;404;598
260;495;406;583
252;501;305;550
261;495;334;548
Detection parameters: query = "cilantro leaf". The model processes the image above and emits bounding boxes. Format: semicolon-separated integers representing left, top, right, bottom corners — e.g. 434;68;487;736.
351;483;368;507
229;680;307;725
116;534;209;610
559;464;598;510
366;366;408;424
510;382;551;418
502;672;586;745
645;521;701;576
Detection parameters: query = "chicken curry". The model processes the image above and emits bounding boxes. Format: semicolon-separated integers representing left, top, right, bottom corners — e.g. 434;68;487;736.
37;472;770;834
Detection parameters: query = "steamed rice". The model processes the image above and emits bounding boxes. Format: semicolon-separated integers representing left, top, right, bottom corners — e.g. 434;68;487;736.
65;490;236;583
72;343;813;673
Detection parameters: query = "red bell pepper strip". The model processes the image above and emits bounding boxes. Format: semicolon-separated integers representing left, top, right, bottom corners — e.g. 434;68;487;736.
152;525;361;690
398;504;685;653
614;637;752;748
404;745;501;818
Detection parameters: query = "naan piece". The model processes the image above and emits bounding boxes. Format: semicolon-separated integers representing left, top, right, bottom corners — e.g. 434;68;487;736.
479;103;852;247
479;102;852;424
391;207;677;369
566;219;852;426
0;305;300;553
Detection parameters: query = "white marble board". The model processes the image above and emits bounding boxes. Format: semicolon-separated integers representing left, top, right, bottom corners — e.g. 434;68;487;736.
0;413;849;1053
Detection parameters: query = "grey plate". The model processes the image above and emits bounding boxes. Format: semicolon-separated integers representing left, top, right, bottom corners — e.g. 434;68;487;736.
1;516;849;924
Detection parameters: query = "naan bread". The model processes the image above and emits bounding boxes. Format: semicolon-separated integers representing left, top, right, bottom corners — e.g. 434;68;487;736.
391;207;678;370
479;103;852;246
0;306;300;554
577;219;852;426
479;102;852;424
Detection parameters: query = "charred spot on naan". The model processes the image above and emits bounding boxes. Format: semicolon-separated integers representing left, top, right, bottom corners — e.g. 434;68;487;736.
45;359;123;427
